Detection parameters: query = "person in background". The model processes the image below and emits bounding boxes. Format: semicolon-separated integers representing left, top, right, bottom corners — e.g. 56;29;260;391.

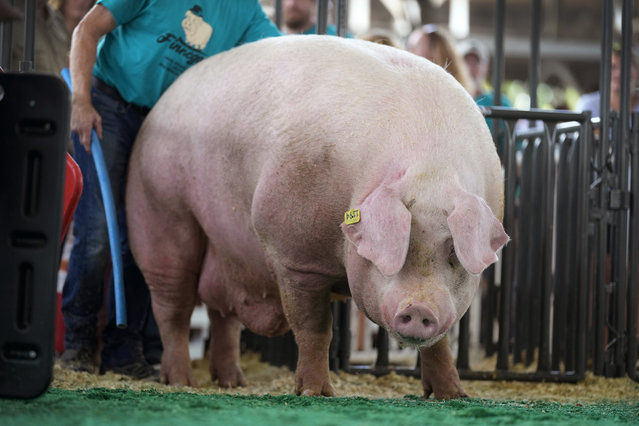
406;24;474;95
0;0;22;21
58;0;94;33
575;42;639;345
576;42;639;117
9;0;93;74
359;31;399;48
458;38;512;109
61;0;280;379
10;0;69;73
458;38;512;156
282;0;348;36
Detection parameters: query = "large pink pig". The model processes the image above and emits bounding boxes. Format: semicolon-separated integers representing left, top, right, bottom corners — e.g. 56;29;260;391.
126;35;508;399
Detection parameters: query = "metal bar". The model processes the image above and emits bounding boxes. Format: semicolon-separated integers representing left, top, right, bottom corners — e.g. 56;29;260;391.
492;0;507;371
336;0;348;37
20;0;36;72
515;136;537;365
629;112;639;380
562;129;582;372
457;369;584;382
539;123;557;372
576;116;592;377
599;1;613;126
316;0;329;35
565;132;581;373
346;365;584;383
0;0;16;70
330;301;341;372
457;306;470;369
594;0;614;376
375;327;389;368
523;136;544;367
551;137;572;371
338;301;351;371
479;267;497;356
274;0;282;29
529;0;541;110
492;0;505;109
496;117;516;371
483;107;589;123
612;0;633;377
0;19;12;70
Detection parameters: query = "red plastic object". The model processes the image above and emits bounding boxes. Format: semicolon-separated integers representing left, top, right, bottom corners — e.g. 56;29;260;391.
56;153;83;354
61;153;82;240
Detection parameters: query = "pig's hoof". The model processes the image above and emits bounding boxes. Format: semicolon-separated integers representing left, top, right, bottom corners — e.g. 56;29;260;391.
424;386;469;400
160;368;198;387
297;383;336;397
216;373;247;388
211;366;247;388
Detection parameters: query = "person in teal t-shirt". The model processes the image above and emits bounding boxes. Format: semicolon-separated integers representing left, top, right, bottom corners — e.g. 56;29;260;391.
282;0;350;36
459;38;512;157
61;0;280;379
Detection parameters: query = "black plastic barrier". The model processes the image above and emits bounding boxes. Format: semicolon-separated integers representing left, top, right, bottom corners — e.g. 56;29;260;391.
0;73;70;398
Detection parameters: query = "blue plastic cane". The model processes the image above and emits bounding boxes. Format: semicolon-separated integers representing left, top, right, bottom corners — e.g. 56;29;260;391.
61;68;127;328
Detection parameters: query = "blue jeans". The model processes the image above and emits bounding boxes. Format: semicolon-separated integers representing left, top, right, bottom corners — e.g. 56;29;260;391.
62;82;153;367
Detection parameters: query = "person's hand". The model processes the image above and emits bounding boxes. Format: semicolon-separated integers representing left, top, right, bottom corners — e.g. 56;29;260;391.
0;0;24;22
71;97;102;153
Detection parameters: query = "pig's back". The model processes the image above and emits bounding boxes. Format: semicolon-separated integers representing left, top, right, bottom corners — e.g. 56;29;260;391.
135;35;489;202
131;36;498;262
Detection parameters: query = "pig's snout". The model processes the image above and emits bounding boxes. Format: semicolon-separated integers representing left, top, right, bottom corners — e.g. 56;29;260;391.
392;303;446;343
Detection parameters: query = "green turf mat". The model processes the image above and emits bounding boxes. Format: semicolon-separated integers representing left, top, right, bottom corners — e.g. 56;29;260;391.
0;388;637;425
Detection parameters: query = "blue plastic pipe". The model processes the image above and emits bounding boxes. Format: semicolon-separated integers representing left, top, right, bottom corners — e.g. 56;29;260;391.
61;68;127;328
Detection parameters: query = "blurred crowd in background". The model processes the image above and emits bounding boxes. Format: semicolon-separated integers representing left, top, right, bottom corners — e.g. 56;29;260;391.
3;0;629;113
262;0;631;113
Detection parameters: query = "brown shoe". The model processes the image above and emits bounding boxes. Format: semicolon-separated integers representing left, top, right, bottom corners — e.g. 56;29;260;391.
101;360;159;381
60;348;98;374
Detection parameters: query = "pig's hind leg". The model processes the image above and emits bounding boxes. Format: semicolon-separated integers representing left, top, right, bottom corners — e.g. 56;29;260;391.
197;245;247;388
206;309;247;388
128;190;205;387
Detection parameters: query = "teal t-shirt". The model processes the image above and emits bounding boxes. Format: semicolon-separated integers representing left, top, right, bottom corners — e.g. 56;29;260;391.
94;0;280;108
474;90;511;109
475;90;512;156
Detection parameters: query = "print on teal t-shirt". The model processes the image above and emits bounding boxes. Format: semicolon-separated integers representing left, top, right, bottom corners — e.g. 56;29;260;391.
94;0;280;108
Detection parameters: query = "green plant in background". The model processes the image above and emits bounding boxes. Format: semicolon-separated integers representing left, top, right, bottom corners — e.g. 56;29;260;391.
502;80;582;111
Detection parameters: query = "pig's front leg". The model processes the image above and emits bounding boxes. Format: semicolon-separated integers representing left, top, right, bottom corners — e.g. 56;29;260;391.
419;335;468;399
277;270;335;397
207;310;247;388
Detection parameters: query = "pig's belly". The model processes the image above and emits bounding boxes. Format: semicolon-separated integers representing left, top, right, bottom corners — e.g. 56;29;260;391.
198;247;289;337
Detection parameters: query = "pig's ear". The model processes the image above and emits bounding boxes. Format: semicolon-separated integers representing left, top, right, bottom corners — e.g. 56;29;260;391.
447;189;509;275
341;185;411;277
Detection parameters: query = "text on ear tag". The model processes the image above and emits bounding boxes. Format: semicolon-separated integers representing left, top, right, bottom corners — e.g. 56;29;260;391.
344;208;361;224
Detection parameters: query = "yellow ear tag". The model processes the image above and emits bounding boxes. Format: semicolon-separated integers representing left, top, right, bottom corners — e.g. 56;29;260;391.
344;208;361;225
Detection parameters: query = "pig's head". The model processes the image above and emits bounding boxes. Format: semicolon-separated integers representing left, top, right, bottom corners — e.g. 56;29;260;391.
341;171;509;348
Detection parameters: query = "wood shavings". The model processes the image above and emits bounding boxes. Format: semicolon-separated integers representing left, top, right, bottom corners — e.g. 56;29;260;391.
51;352;639;403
